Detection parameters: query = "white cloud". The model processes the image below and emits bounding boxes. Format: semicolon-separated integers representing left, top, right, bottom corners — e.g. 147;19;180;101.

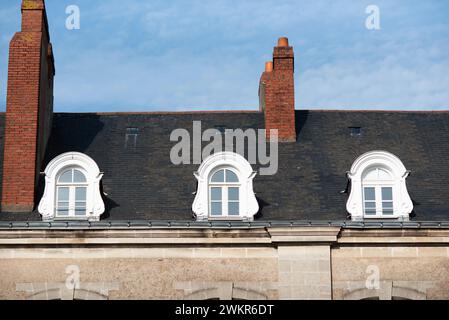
299;59;449;109
1;0;449;111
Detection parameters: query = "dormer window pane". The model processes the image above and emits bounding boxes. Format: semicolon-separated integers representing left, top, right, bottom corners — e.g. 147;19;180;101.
228;202;239;215
58;170;73;183
228;187;240;215
382;187;393;200
364;187;375;201
363;187;376;215
210;202;222;215
75;187;87;201
210;187;222;201
75;187;87;216
382;187;394;215
57;206;69;216
226;170;239;183
56;186;70;216
75;207;86;216
382;202;394;215
211;169;225;183
73;170;87;183
228;187;239;201
58;187;69;201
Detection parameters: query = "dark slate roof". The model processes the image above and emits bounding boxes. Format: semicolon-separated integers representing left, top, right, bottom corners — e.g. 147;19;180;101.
1;110;449;222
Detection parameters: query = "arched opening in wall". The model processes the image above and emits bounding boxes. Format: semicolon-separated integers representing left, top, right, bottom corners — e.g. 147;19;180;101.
232;287;268;300
360;296;411;300
28;289;63;300
392;286;426;300
185;288;221;300
184;286;267;300
28;289;108;300
73;289;108;300
343;285;426;300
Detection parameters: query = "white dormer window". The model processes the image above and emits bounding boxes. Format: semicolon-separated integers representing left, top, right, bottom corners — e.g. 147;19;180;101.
192;152;259;221
38;152;105;221
346;150;413;221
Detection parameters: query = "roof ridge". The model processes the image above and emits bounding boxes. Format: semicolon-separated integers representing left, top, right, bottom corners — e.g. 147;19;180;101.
47;109;449;115
304;109;449;113
54;110;262;116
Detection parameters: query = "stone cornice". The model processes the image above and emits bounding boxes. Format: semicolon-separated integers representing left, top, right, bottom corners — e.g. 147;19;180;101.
337;228;449;244
1;226;448;246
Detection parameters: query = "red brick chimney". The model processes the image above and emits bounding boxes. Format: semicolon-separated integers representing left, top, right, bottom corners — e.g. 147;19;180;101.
1;0;55;212
259;37;296;142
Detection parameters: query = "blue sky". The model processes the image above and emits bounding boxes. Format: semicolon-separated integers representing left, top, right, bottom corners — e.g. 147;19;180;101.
0;0;449;112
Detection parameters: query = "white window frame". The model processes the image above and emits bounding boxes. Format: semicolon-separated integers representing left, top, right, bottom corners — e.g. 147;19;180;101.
346;150;413;221
55;167;89;218
192;152;259;221
38;152;105;221
362;168;395;217
208;168;241;217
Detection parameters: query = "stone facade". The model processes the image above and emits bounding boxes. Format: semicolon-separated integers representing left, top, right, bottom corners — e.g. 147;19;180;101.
0;227;447;300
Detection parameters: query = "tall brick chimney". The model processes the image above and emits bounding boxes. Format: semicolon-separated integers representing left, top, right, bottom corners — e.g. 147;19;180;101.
1;0;55;212
259;37;296;142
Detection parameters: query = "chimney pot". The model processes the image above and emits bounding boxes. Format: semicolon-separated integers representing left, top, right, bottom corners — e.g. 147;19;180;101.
277;37;289;47
265;61;273;72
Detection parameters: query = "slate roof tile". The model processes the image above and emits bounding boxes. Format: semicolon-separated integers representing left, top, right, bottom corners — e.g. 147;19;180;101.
0;110;448;221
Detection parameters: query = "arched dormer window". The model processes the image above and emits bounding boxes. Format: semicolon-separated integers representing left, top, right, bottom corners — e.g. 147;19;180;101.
55;168;88;217
346;150;413;221
362;167;394;216
209;168;240;216
192;152;258;221
38;152;105;221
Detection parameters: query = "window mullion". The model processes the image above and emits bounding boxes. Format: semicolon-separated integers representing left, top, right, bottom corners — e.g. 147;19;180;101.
223;186;229;216
375;186;382;216
69;186;75;216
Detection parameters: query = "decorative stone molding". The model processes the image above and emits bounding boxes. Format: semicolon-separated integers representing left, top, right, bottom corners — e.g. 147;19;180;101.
174;281;273;300
38;152;105;221
192;152;258;221
336;280;432;300
346;150;413;221
16;282;119;300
